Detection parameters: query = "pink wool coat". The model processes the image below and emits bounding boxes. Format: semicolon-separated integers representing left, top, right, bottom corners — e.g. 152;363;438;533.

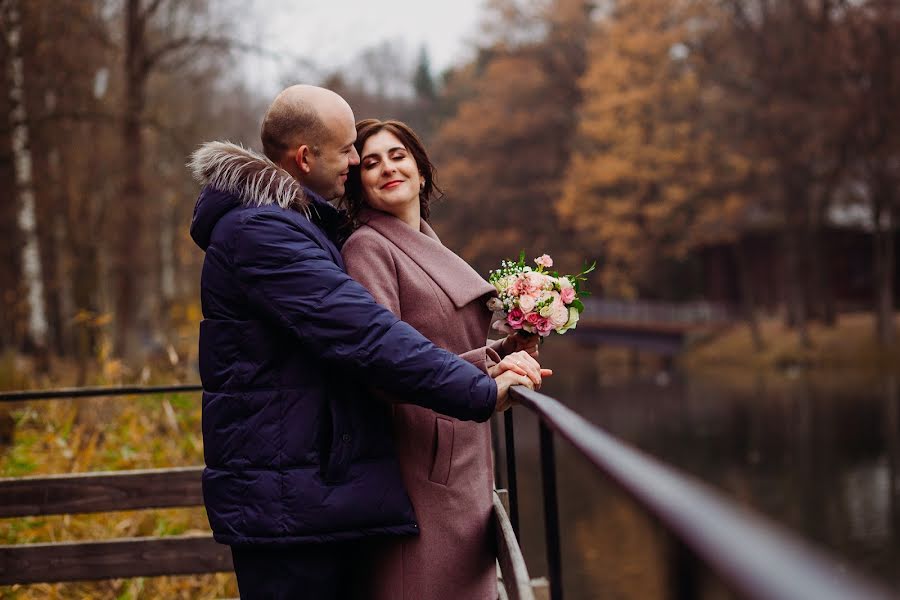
342;207;502;600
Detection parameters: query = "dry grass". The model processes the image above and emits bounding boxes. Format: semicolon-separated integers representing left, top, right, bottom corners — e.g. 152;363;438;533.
0;373;238;599
682;312;900;377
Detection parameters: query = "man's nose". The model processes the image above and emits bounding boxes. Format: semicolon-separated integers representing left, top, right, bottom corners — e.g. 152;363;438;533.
349;147;360;166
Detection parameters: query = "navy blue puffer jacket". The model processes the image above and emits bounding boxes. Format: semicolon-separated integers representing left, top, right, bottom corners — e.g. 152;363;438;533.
188;142;497;546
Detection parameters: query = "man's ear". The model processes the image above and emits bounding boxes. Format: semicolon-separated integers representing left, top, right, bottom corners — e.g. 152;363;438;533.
294;145;314;174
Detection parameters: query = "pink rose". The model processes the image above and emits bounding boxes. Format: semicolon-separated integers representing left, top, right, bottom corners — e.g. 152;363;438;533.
507;308;525;327
518;293;537;313
525;312;541;325
560;287;576;304
535;254;553;268
526;272;546;292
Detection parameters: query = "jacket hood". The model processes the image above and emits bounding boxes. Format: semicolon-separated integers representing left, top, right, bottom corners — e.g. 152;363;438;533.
188;141;311;250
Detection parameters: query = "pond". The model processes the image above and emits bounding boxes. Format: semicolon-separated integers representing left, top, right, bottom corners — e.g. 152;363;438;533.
509;337;899;598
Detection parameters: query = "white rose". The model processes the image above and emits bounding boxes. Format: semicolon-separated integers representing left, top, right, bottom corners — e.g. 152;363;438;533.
559;307;580;333
559;277;573;289
549;303;569;328
487;297;504;312
518;294;537;313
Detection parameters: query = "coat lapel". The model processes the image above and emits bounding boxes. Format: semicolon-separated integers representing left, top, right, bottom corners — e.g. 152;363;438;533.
360;208;496;308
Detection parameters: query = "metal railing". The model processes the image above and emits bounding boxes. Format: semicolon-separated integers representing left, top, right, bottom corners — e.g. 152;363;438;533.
503;386;897;600
2;384;897;599
583;299;736;325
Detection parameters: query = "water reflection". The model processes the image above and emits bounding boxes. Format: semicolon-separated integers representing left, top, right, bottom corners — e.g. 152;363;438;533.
506;338;900;598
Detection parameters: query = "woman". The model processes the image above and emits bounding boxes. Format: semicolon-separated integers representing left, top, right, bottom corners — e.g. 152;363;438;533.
340;119;549;600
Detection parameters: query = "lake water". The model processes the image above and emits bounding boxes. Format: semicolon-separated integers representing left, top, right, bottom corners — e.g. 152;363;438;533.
507;337;900;599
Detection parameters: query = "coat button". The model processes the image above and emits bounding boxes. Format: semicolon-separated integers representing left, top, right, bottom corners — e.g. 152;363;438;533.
342;433;351;442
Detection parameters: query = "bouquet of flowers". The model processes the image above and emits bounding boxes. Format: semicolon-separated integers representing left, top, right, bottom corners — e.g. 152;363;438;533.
487;252;595;338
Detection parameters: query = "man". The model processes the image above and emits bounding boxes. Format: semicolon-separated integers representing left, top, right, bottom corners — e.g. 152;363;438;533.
188;85;540;599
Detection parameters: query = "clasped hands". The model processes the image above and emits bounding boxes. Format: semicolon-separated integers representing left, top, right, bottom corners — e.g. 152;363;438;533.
490;334;551;413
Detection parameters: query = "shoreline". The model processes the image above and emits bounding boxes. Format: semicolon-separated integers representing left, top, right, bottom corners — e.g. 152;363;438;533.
680;312;900;376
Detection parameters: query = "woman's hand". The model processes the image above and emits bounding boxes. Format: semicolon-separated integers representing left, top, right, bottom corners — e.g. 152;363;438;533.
494;369;534;413
498;332;540;359
488;350;552;388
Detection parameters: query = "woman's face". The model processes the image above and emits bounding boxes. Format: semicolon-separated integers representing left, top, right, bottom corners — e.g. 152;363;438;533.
359;130;423;218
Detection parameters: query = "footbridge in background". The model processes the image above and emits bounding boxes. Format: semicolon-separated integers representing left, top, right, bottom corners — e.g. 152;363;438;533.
572;299;737;354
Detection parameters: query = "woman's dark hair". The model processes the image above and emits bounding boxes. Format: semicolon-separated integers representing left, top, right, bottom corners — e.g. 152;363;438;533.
341;119;443;231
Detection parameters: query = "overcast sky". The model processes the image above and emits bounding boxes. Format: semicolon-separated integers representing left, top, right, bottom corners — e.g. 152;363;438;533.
241;0;487;97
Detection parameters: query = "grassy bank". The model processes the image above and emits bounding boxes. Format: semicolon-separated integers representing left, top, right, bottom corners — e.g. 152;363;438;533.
682;312;900;375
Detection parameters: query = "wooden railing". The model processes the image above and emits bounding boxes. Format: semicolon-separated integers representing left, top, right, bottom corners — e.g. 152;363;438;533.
0;464;231;584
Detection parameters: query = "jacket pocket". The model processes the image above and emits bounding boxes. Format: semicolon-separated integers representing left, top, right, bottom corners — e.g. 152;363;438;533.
428;417;455;485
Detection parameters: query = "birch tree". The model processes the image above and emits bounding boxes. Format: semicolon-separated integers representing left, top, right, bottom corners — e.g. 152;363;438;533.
2;0;48;354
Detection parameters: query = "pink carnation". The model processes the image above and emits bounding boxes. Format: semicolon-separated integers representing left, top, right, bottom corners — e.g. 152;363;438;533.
507;308;525;328
560;287;576;304
535;254;553;268
535;317;554;335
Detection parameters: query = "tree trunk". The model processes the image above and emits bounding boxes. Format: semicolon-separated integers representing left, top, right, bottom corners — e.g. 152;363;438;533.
733;240;764;351
114;0;146;361
3;0;49;360
807;210;836;326
159;194;177;336
783;225;811;349
874;189;896;347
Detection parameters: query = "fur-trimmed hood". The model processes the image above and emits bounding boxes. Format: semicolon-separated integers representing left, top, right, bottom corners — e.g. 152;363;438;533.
188;141;348;251
188;141;309;211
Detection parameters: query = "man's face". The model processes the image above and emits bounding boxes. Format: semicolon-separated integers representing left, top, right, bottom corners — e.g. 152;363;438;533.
304;112;360;200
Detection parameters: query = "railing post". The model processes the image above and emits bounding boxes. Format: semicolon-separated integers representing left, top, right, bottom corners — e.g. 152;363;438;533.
539;421;563;600
668;536;700;600
491;415;505;490
504;409;520;541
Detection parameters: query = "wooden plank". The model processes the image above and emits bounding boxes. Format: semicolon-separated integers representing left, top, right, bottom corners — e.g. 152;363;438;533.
0;534;232;584
493;490;535;600
0;466;204;518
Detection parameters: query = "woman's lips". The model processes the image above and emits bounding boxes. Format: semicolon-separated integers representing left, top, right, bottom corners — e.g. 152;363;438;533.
381;180;403;190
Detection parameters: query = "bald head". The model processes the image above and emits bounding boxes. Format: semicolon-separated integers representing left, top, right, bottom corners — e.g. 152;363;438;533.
261;85;353;166
261;85;360;199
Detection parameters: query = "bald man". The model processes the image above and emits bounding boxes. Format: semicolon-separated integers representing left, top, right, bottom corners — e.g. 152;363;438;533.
188;86;532;599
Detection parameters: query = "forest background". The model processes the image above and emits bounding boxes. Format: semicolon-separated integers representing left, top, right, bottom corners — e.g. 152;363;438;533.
2;0;898;384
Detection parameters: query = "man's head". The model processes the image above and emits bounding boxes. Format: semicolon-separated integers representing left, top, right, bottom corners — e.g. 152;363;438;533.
261;85;360;200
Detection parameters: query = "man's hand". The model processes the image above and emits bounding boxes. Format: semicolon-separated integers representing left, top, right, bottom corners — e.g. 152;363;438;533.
494;369;534;413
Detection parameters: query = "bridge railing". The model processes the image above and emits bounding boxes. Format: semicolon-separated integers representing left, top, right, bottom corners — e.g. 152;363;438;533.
582;299;737;325
502;386;896;600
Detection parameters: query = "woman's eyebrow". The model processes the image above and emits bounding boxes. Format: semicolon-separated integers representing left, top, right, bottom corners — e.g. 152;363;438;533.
363;146;406;161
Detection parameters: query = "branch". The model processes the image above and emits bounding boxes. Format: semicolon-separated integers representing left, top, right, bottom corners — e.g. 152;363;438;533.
141;35;284;75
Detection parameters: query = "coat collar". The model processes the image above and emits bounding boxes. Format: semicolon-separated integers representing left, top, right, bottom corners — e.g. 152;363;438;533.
359;208;495;308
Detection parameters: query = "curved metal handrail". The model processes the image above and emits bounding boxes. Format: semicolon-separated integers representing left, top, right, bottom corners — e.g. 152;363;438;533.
508;386;896;600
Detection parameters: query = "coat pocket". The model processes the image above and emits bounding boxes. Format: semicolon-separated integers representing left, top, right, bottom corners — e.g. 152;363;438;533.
428;417;455;485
